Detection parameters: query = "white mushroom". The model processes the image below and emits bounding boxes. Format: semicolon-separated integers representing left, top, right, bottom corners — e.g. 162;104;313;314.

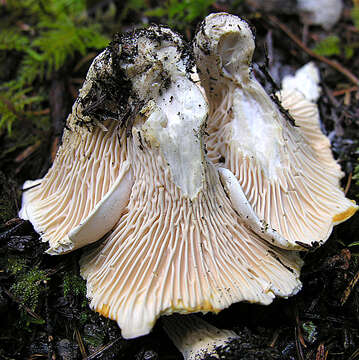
79;25;303;339
281;62;321;103
19;48;133;254
20;23;303;340
193;13;357;251
298;0;343;30
162;314;239;360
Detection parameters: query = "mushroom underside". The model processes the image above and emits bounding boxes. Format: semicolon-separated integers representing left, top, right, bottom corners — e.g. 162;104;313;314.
194;13;357;250
205;85;356;249
20;119;130;254
80;132;302;339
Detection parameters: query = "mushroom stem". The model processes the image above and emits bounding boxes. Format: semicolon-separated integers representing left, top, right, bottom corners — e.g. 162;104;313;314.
162;314;239;360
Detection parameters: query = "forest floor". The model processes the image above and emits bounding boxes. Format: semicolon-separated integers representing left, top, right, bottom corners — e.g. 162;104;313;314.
1;1;359;359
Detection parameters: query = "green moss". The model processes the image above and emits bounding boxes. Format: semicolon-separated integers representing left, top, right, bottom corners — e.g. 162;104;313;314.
145;0;215;31
351;3;359;30
353;162;359;187
79;311;89;325
7;257;28;275
310;4;359;61
63;272;90;323
83;331;105;347
10;267;48;311
0;81;45;135
313;35;341;57
63;273;87;298
302;321;318;344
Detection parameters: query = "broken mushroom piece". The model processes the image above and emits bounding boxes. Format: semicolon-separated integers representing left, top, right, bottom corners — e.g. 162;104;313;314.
298;0;343;30
19;47;134;255
79;25;303;339
194;13;357;250
281;62;321;103
163;314;239;360
279;62;337;169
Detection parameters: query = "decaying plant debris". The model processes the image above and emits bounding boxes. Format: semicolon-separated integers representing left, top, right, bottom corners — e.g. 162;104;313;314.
1;1;359;359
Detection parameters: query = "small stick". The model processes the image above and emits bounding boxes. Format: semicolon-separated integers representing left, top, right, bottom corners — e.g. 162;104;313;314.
295;309;307;348
75;326;87;359
294;304;305;360
316;343;328;360
84;338;123;360
295;326;305;360
0;219;27;242
344;173;352;195
340;270;359;306
332;86;359;96
269;329;280;347
268;15;359;86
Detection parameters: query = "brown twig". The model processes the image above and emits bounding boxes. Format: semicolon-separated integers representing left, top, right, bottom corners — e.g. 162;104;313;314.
49;75;68;137
344;172;353;195
340;270;359;306
0;219;27;242
333;86;359;96
269;329;280;347
73;53;97;73
14;140;41;163
268;15;359;86
295;326;305;360
349;347;359;360
83;338;123;360
316;343;328;360
75;326;87;359
30;108;50;116
29;354;47;359
294;305;305;360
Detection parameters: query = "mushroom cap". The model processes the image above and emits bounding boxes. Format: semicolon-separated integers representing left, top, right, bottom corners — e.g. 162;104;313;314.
298;0;343;30
20;22;303;340
79;25;302;339
19;48;133;254
194;13;357;250
19;24;194;255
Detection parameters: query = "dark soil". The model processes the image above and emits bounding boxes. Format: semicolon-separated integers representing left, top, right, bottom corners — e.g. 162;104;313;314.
1;1;359;359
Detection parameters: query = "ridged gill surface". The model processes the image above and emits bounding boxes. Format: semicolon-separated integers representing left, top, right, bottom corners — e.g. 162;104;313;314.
80;127;302;339
205;84;356;248
20;117;128;253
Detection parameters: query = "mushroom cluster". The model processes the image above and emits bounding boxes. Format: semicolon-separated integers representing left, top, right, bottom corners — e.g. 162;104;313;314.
19;14;356;341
